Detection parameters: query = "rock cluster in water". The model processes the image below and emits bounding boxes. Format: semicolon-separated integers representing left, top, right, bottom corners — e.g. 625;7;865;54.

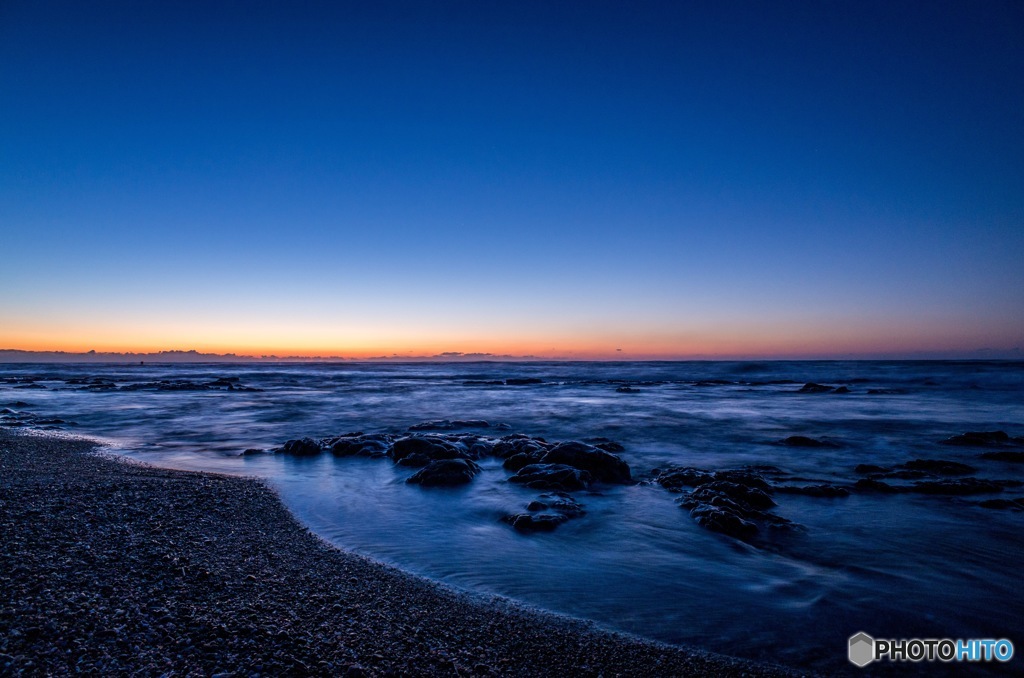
269;422;633;533
0;375;261;392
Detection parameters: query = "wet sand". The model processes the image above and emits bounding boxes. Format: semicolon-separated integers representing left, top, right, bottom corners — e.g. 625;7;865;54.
0;430;799;676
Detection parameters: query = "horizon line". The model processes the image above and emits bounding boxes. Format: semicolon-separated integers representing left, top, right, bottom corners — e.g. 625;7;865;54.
1;347;1021;363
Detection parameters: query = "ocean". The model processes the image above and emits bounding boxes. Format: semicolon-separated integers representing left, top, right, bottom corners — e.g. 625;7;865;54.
2;360;1022;673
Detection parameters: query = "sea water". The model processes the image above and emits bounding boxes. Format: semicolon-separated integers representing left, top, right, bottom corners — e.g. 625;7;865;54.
2;361;1022;673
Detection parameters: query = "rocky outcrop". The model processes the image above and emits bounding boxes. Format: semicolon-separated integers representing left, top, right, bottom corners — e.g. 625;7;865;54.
539;442;631;483
406;459;482;486
941;431;1012;447
275;438;323;456
389;437;471;467
508;464;592;491
329;433;394;458
902;459;975;475
502;493;586;532
981;451;1024;463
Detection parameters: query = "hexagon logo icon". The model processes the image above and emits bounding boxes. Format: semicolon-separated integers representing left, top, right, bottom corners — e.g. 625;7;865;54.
848;632;875;667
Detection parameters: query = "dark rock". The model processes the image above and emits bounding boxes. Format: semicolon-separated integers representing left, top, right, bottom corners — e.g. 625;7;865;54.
941;431;1011;447
504;492;586;531
867;388;907;395
713;470;772;491
406;459;481;486
467;439;495;458
854;478;900;493
583;437;625;453
909;478;1004;495
688;481;776;510
980;451;1024;463
798;383;833;393
774;485;850;498
615;386;639;393
540;441;631;483
978;498;1024;510
902;459;975;475
330;434;394;458
241;448;264;456
505;378;543;385
537;492;585;517
508;464;592;491
14;383;46;389
687;504;758;538
503;453;535;472
502;513;568;532
491;435;550;460
833;386;851;394
655;466;771;492
780;436;838;448
855;464;888;474
389;437;469;466
275;438;323;456
408;420;491;431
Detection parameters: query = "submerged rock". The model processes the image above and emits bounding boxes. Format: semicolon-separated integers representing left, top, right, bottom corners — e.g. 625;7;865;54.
678;481;792;539
980;451;1024;463
901;459;975;475
491;434;550;461
275;438;323;456
655;467;715;491
854;464;889;474
389;437;470;467
583;437;625;453
406;459;481;486
941;431;1011;447
503;492;586;532
615;386;640;393
330;433;394;458
505;378;543;385
508;464;592;491
687;504;758;538
540;441;631;483
978;498;1024;510
502;453;535;472
689;481;776;510
854;478;900;493
798;383;833;393
780;436;839;448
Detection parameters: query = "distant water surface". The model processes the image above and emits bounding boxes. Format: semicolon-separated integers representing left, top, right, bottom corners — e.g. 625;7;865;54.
2;361;1022;673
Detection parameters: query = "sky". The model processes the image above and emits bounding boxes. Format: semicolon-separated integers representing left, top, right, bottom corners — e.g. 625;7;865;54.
1;0;1022;359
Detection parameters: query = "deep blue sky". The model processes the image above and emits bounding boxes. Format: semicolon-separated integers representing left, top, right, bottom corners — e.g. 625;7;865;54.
2;1;1022;357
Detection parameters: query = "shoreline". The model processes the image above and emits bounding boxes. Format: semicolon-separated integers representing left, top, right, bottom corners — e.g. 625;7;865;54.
0;430;799;676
